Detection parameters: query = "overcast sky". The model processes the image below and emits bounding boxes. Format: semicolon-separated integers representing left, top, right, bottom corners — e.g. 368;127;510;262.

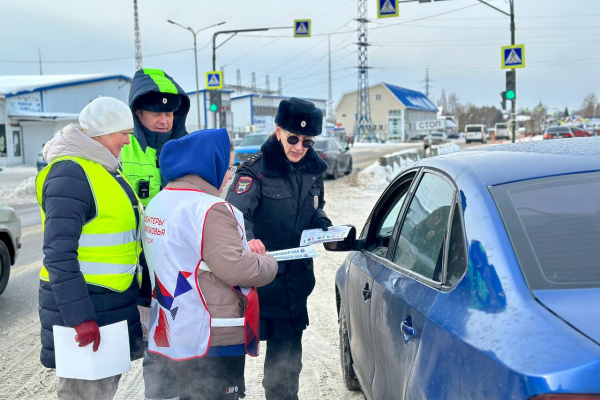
2;0;599;112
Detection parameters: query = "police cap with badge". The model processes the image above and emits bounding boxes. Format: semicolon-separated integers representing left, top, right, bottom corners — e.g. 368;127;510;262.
275;97;323;136
133;91;181;113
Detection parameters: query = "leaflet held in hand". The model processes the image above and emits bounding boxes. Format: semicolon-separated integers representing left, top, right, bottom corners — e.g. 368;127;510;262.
267;246;318;261
300;225;352;247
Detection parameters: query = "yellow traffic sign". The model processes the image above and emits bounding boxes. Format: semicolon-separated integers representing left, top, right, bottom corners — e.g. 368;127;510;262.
206;71;223;90
294;20;311;37
501;44;525;69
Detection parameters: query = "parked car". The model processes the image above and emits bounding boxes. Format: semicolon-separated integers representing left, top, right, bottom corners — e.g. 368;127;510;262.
327;138;600;400
233;132;270;165
544;126;574;139
409;134;427;143
37;149;48;171
447;132;460;139
570;127;593;137
465;124;487;144
0;205;22;295
494;122;510;140
313;137;352;179
423;132;448;149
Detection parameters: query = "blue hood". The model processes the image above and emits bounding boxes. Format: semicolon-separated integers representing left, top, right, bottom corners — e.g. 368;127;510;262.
160;128;230;189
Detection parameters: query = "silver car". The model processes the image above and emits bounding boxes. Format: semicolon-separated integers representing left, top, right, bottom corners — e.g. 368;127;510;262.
0;205;22;295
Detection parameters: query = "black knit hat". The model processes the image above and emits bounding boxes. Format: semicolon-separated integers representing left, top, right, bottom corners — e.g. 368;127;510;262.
133;91;181;112
275;97;323;136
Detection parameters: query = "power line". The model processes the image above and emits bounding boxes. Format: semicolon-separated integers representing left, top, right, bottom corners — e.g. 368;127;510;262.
0;48;193;64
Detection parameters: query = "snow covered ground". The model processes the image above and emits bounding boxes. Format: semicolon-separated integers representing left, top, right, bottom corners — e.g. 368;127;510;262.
0;163;402;399
0;167;38;206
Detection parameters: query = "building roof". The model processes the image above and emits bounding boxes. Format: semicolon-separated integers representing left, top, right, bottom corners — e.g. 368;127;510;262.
8;111;79;121
0;74;131;97
382;83;438;112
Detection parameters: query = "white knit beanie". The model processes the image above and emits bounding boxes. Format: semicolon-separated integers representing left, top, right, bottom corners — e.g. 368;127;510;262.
79;96;134;137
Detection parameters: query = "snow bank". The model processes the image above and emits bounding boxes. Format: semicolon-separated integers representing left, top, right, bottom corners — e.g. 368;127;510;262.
431;142;461;156
0;176;37;205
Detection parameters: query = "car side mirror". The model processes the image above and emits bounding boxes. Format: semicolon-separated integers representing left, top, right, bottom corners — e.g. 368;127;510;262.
323;225;364;252
345;146;350;152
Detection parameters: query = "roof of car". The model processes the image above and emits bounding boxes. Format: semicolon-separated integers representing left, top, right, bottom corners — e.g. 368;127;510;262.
418;137;600;186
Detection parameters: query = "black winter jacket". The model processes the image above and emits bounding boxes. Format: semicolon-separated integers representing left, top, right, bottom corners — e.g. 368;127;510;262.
225;136;330;321
39;161;143;369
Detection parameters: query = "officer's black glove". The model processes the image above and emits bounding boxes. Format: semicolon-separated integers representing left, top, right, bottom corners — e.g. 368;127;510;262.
313;218;332;232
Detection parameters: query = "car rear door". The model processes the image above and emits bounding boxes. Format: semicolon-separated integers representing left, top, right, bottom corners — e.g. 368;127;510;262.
369;171;457;400
346;171;416;396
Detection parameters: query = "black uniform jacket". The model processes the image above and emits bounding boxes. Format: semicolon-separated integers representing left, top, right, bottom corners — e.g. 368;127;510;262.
226;136;330;320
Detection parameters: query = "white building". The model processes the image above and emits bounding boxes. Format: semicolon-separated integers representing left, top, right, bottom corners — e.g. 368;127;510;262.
185;89;234;133
230;94;326;138
0;74;131;166
335;83;438;141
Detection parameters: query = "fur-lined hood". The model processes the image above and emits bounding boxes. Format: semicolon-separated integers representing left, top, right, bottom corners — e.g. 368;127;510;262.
259;135;327;177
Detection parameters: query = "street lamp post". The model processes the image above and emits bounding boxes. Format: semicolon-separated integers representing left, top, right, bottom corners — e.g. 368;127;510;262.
167;20;225;130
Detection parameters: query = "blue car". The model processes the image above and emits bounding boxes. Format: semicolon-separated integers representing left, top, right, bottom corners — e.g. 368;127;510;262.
234;132;270;165
328;138;600;400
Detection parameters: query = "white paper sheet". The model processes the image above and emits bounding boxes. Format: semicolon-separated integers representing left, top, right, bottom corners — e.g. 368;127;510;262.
300;225;352;246
54;320;131;380
267;246;318;261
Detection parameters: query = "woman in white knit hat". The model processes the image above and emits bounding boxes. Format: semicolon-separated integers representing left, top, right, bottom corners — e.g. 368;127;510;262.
36;97;144;400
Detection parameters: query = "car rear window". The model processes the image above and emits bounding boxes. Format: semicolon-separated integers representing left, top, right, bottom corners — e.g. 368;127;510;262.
313;140;329;151
547;127;569;133
466;127;483;132
491;172;600;290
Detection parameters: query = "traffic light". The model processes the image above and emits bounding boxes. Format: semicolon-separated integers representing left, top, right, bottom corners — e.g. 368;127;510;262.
209;91;218;112
506;70;516;100
500;91;507;110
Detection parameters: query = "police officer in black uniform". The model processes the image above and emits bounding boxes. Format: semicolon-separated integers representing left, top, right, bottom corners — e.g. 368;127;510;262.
226;98;331;400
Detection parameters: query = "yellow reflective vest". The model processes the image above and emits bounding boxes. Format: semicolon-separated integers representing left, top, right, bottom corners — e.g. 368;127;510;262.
36;156;142;292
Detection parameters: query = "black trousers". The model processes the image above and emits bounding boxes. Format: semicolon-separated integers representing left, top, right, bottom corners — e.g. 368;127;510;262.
262;332;303;400
143;351;246;400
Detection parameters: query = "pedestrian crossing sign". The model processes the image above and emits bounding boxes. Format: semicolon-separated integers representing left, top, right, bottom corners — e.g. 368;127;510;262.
206;71;223;90
501;44;525;69
294;20;311;37
378;0;399;18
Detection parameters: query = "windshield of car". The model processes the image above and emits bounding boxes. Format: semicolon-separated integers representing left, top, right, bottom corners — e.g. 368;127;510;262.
491;172;600;290
466;126;483;132
238;134;269;146
313;139;330;151
496;124;508;129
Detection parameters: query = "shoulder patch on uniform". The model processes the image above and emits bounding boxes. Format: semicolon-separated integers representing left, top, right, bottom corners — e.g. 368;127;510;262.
235;177;253;194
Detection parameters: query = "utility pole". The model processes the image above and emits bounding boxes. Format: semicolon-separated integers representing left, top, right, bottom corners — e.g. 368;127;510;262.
133;0;143;71
278;77;283;95
251;72;257;93
353;0;375;142
168;20;225;130
236;69;242;92
38;48;43;75
266;75;270;92
425;68;430;98
327;33;334;124
509;0;516;143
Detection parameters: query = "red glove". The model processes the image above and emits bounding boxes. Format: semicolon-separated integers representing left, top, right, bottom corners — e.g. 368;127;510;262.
74;320;101;352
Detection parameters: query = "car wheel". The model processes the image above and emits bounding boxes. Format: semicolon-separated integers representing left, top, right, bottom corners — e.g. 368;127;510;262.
466;140;470;144
339;304;361;391
345;159;353;175
332;162;340;180
0;241;11;295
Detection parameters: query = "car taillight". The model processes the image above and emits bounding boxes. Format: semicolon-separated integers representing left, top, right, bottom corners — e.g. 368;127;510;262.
320;153;329;159
529;395;600;400
564;133;573;138
544;134;552;139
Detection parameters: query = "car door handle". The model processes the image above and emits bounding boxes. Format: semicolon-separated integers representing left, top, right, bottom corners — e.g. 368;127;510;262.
362;283;371;302
401;318;416;343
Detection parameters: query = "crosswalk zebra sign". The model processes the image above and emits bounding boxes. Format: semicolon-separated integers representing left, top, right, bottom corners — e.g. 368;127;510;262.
501;44;525;69
378;0;399;18
294;20;311;37
206;71;223;90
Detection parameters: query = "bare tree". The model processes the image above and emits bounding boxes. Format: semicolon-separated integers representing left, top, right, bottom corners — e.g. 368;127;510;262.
437;89;448;113
580;93;598;118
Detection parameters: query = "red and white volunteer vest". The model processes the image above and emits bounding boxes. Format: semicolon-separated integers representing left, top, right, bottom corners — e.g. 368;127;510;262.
142;188;260;360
